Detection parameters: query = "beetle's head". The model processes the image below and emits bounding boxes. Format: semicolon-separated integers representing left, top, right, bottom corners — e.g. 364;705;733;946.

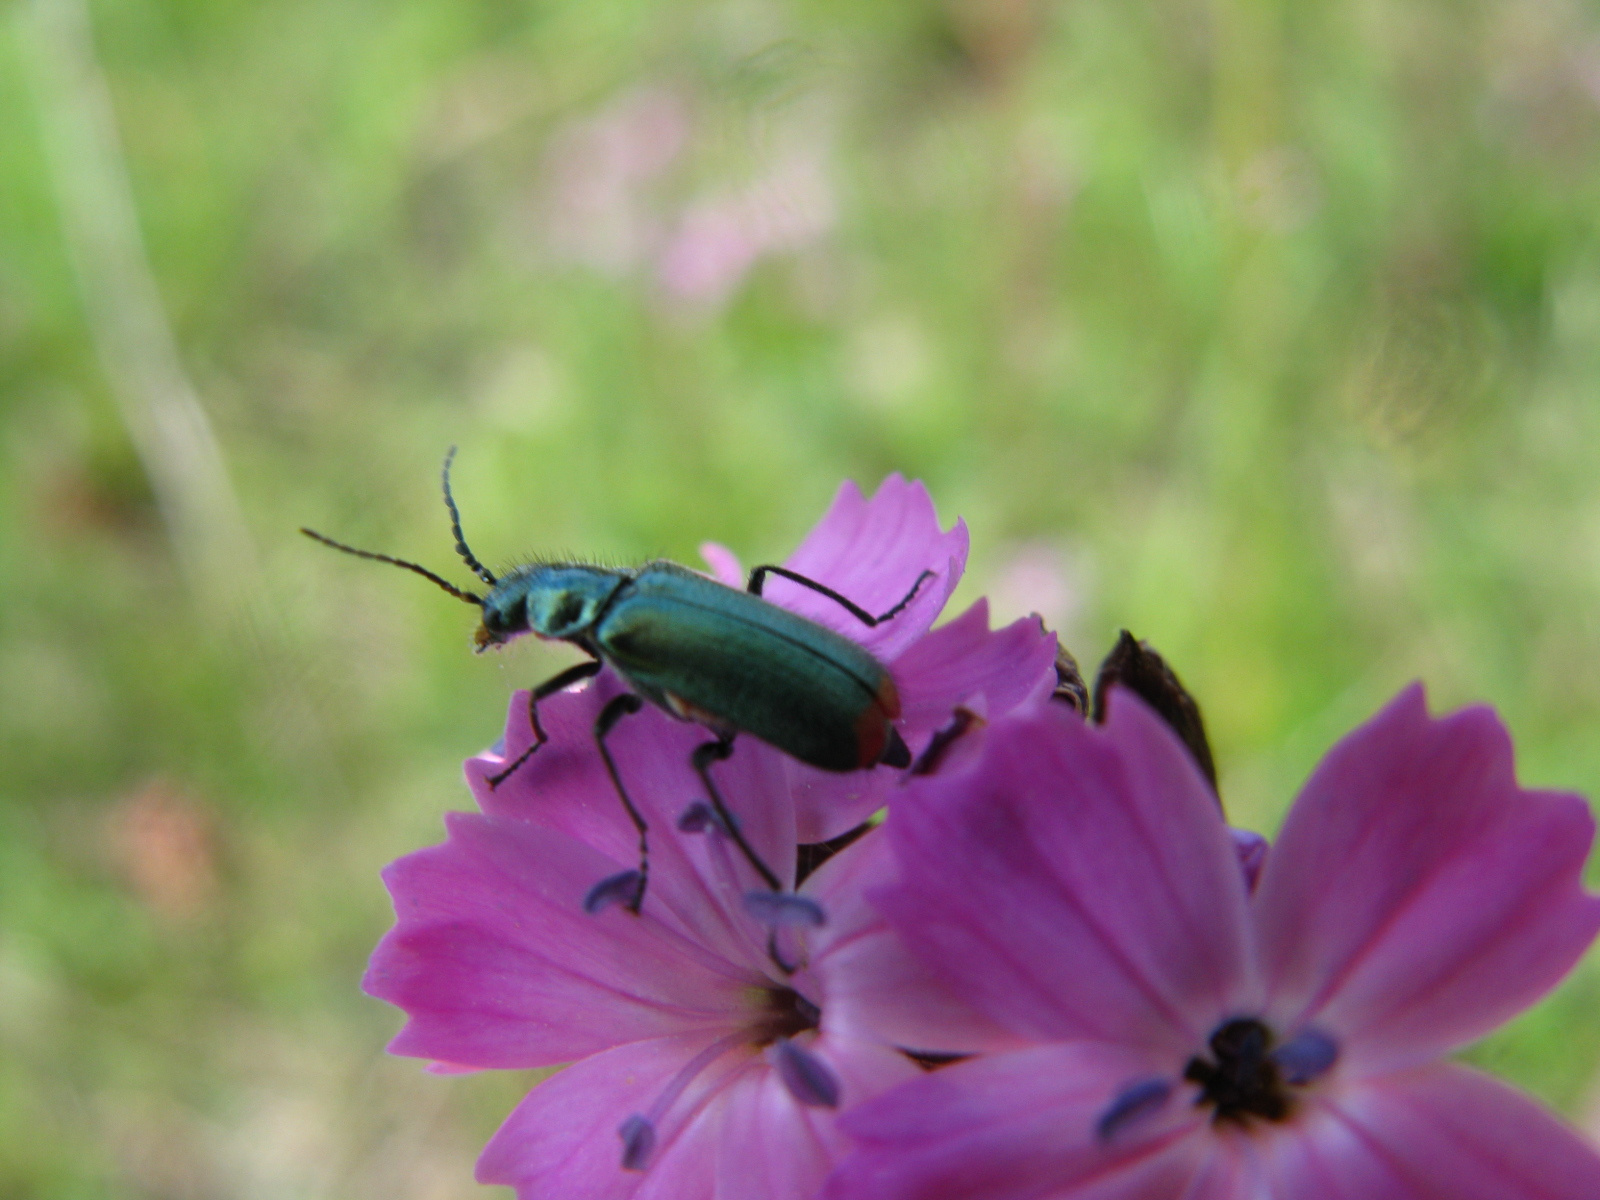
303;450;631;652
476;566;626;649
475;580;532;649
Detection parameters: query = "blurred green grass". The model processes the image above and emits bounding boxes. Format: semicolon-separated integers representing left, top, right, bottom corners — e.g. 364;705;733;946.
5;0;1600;1194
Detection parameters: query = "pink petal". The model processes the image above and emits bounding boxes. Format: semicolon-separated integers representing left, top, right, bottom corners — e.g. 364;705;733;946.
1170;1142;1259;1200
425;1061;484;1075
823;1045;1209;1200
780;602;1061;842
891;600;1059;749
1258;1064;1600;1200
767;476;969;662
366;812;751;1068
806;829;1026;1056
477;1033;746;1200
476;1033;914;1200
879;700;1254;1053
698;541;744;588
715;1035;922;1200
1253;684;1600;1073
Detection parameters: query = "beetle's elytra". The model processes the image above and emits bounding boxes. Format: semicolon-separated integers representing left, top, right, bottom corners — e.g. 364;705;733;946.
476;559;907;772
302;450;930;915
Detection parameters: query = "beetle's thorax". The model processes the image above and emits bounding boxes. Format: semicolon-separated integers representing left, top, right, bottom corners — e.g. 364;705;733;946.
477;563;633;647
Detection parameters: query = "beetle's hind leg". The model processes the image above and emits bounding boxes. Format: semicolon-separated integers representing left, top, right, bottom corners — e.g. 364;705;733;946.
690;736;783;893
486;658;604;788
745;565;936;627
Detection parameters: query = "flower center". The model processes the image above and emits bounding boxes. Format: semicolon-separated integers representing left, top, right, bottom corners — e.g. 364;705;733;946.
746;985;822;1047
1184;1018;1299;1125
1098;1020;1339;1143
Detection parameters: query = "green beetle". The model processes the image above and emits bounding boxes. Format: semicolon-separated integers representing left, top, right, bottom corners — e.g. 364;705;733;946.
303;451;928;913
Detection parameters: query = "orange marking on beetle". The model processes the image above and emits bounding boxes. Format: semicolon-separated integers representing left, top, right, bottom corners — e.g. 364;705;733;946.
664;691;735;735
852;707;889;768
876;674;902;721
853;677;899;768
848;674;902;767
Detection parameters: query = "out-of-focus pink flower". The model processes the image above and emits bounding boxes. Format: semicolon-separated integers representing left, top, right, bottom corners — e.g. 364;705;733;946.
656;153;835;308
985;540;1089;642
543;87;689;273
365;477;1059;1199
827;687;1600;1200
106;778;218;922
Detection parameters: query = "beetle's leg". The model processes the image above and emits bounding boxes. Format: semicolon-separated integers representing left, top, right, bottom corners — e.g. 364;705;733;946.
795;820;874;887
691;736;784;893
907;705;983;776
594;693;649;913
486;658;604;788
745;565;936;627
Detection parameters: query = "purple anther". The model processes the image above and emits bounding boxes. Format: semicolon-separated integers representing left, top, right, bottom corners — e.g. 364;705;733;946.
617;1113;656;1171
744;891;826;929
1230;828;1268;894
584;869;644;915
1272;1028;1340;1085
677;801;739;835
766;1037;840;1108
1094;1077;1173;1143
677;802;715;832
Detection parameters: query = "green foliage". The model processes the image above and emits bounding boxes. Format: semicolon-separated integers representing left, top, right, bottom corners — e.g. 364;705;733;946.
4;0;1600;1193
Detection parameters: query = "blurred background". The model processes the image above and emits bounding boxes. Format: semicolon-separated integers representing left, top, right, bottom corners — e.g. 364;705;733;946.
4;0;1600;1193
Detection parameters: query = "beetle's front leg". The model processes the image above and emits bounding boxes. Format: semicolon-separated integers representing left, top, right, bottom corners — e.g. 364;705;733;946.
583;693;650;915
487;658;604;788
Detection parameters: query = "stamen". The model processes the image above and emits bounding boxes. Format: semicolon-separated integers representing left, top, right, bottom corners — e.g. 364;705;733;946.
1230;829;1268;894
617;1114;655;1171
616;1033;744;1172
681;794;812;973
1272;1028;1339;1085
678;802;713;832
744;892;826;929
678;801;738;835
1095;1077;1173;1143
766;1037;840;1108
584;870;645;915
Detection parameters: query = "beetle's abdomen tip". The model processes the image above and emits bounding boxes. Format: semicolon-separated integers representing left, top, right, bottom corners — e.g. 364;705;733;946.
879;726;911;768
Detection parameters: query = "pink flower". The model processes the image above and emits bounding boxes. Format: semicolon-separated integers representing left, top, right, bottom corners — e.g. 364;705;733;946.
826;686;1600;1200
656;154;835;308
364;477;1059;1199
543;87;689;274
694;474;1056;842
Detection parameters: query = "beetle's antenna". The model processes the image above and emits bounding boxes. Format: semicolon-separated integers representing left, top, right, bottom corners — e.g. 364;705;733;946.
300;527;484;606
441;447;497;586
